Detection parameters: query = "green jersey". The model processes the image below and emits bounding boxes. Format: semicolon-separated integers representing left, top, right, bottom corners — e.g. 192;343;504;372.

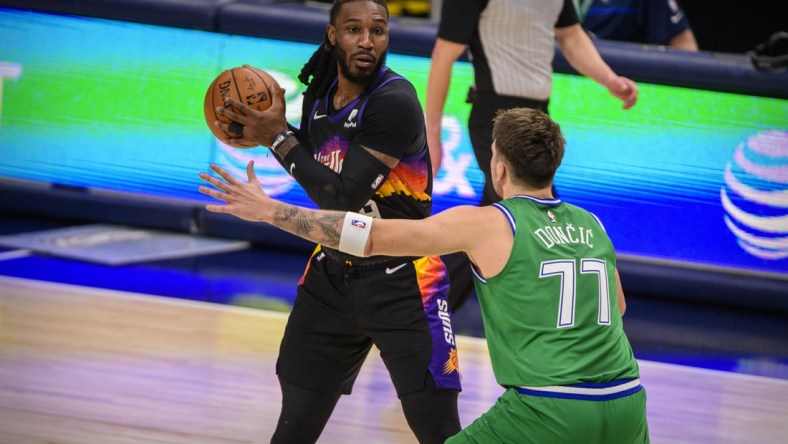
473;195;640;387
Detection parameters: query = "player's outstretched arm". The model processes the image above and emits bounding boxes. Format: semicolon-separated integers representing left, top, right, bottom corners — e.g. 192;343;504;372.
199;162;503;263
199;161;348;246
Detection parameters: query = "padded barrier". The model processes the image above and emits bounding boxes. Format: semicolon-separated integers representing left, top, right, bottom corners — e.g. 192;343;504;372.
217;0;438;57
216;1;439;57
387;16;438;57
616;259;788;313
216;0;328;45
0;180;199;234
554;39;788;99
0;180;314;253
0;0;237;31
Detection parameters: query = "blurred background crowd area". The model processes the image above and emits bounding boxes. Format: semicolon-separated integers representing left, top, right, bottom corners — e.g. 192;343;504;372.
311;0;787;56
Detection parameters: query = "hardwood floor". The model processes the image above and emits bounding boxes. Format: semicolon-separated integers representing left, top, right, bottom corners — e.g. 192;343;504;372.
0;276;786;444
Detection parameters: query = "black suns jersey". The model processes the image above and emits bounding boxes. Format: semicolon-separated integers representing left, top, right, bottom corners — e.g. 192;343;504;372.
300;67;433;221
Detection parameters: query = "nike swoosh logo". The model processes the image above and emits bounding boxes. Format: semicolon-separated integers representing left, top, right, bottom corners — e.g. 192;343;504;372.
670;12;683;24
314;112;327;119
290;163;296;175
385;263;408;274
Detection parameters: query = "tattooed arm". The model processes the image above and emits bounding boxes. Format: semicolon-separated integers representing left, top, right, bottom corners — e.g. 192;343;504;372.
198;162;346;250
199;161;507;276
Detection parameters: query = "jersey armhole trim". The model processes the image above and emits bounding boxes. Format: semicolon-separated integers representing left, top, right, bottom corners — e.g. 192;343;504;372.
471;265;487;284
589;212;606;232
492;202;515;236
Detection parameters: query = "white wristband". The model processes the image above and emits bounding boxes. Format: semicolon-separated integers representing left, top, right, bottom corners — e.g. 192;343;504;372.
338;212;373;257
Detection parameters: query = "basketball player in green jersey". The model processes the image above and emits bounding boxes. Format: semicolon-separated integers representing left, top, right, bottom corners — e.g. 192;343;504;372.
199;107;650;443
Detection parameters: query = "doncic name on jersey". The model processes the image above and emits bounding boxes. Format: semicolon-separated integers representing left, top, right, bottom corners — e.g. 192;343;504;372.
529;204;597;249
535;223;595;249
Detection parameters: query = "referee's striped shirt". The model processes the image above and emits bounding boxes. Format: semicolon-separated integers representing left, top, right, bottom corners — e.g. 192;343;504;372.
438;0;579;101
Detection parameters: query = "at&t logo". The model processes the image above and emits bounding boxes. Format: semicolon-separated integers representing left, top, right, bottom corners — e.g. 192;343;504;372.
721;130;788;260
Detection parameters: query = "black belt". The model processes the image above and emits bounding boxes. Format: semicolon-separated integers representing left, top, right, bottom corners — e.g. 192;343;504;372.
321;246;418;269
469;87;549;111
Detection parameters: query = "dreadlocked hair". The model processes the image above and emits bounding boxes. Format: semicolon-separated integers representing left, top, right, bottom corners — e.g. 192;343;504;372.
298;37;337;98
298;0;388;98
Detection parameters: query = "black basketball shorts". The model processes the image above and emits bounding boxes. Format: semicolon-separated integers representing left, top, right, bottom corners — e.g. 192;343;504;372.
276;246;462;397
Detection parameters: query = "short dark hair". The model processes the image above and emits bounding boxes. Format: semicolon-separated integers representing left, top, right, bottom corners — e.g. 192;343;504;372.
298;0;389;97
330;0;388;25
492;107;565;188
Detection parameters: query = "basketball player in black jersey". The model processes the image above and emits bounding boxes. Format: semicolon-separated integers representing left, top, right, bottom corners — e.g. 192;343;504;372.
210;1;462;442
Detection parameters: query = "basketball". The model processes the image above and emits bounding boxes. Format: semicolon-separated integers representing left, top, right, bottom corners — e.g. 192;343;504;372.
204;66;276;148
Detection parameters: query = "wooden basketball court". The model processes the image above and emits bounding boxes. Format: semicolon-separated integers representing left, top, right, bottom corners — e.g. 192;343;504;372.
1;276;786;443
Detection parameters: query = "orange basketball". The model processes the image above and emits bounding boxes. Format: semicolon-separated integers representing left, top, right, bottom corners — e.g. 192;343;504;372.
204;66;276;148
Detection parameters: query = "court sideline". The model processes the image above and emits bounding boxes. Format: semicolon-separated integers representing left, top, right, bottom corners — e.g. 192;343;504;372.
1;276;787;443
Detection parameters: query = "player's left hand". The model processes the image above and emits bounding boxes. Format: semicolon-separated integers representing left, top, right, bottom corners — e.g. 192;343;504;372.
198;161;271;222
607;76;638;110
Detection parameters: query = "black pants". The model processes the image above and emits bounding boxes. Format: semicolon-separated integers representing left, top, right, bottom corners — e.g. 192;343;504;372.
444;91;549;311
273;248;461;442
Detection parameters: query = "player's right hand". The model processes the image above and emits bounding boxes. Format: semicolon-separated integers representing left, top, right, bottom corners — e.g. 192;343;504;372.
216;87;288;150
